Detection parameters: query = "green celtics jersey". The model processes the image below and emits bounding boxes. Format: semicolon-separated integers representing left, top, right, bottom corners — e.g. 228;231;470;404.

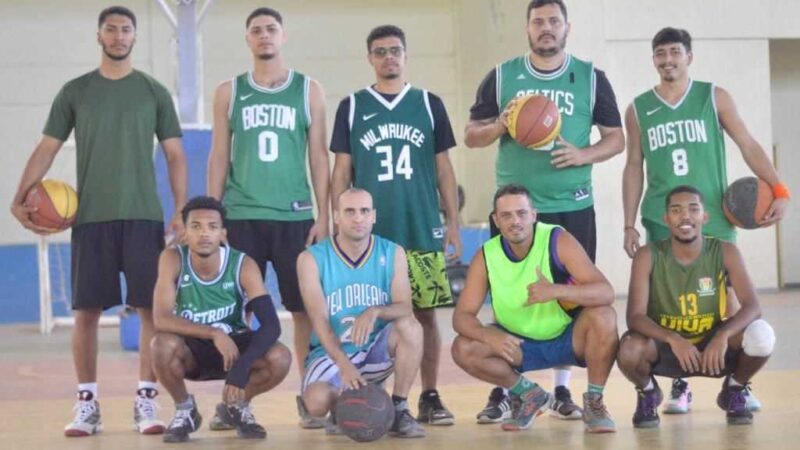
484;222;572;340
647;237;727;343
225;70;313;221
634;80;733;241
348;84;443;251
497;54;596;213
175;245;248;335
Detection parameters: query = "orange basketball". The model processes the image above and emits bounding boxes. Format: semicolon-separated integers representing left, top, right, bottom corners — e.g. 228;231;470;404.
722;177;773;229
507;94;562;150
24;179;78;231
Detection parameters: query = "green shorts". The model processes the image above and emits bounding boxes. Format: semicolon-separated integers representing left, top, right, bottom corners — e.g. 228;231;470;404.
407;250;453;310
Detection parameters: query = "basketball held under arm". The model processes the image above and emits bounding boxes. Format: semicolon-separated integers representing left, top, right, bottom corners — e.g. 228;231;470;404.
207;81;234;200
10;136;65;234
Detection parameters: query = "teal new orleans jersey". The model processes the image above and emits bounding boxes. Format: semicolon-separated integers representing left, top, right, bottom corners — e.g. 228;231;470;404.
306;235;396;361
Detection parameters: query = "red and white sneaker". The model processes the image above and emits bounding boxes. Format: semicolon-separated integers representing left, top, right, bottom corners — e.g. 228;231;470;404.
133;388;166;434
64;390;102;437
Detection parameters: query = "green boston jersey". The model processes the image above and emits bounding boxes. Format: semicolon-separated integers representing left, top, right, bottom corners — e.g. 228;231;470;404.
175;245;248;335
497;54;595;213
225;71;313;221
43;70;182;225
484;222;572;340
647;237;727;343
348;84;443;251
634;80;734;241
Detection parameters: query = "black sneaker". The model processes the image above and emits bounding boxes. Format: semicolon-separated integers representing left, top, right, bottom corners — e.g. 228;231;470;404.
216;402;267;439
549;386;582;420
476;387;511;424
417;390;455;425
632;379;663;429
163;397;202;443
717;377;753;425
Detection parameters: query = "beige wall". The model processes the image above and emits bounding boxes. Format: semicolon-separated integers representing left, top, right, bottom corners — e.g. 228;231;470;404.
1;0;796;292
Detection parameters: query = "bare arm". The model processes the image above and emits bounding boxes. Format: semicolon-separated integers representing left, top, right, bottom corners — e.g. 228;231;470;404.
10;136;64;233
161;137;188;238
330;153;353;212
528;230;614;306
207;81;233;200
716;242;761;337
378;246;414;321
152;249;223;339
464;117;507;148
452;251;492;341
306;79;331;245
435;152;462;260
626;246;674;342
551;124;625;168
622;104;645;257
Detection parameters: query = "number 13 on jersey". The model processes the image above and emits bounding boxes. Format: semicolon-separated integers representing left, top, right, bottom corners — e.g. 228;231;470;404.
376;144;414;181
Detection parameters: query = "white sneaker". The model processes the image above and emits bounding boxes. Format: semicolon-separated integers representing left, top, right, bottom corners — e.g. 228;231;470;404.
744;386;762;412
134;389;166;434
64;391;102;437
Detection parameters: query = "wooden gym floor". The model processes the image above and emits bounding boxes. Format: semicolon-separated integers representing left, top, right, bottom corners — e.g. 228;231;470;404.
1;290;798;450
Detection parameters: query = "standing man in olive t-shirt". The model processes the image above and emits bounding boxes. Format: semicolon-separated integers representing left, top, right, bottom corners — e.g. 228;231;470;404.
463;0;624;423
10;6;187;438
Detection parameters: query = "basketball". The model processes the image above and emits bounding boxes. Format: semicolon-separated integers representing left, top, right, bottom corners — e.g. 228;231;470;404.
24;179;78;231
335;384;395;442
722;177;774;229
507;94;562;149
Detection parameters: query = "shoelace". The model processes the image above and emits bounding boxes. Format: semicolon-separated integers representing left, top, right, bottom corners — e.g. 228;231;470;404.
670;380;688;399
509;395;522;419
136;396;161;418
72;400;97;422
238;405;257;425
586;397;608;417
488;388;506;405
169;409;194;429
728;388;747;411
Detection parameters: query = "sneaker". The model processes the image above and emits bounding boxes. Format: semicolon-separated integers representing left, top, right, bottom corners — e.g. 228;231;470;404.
744;385;763;412
134;388;166;434
549;386;582;420
662;379;692;414
208;411;236;431
716;377;754;425
325;411;342;435
476;387;512;424
632;379;663;429
215;403;267;439
501;384;552;431
163;397;202;443
296;395;326;429
389;409;426;438
64;390;102;437
417;390;455;425
582;392;616;433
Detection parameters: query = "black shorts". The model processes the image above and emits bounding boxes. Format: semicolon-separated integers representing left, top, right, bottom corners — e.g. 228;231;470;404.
652;329;739;379
226;219;313;312
71;220;164;310
184;331;253;381
488;206;596;262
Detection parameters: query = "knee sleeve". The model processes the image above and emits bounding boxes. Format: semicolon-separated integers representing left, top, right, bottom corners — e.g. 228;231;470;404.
742;319;775;357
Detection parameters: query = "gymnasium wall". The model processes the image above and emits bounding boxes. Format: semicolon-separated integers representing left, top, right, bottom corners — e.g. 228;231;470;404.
0;0;795;323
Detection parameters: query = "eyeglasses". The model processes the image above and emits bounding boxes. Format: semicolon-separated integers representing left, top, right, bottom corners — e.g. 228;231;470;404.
370;46;404;58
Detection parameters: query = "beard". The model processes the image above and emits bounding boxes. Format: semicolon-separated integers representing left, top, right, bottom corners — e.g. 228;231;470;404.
257;52;276;61
673;234;698;244
529;33;566;57
102;43;133;61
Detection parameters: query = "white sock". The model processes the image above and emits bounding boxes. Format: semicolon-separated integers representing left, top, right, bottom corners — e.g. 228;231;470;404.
138;381;158;392
728;376;744;387
553;368;571;388
643;378;654;391
78;382;98;398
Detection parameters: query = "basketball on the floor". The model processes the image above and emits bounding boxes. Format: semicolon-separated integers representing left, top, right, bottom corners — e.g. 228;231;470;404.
722;177;774;229
507;94;561;149
24;179;78;231
335;384;395;442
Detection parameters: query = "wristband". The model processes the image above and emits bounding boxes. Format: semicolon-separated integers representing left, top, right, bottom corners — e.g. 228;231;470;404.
773;182;791;200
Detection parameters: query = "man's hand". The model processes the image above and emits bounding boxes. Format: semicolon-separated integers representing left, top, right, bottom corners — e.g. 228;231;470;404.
222;384;246;405
212;330;240;372
701;331;729;376
550;137;588;169
305;219;329;247
351;308;378;347
624;227;641;259
339;360;367;390
667;333;702;374
444;222;462;262
498;98;518;130
484;327;523;364
10;202;55;235
526;267;559;305
759;197;788;226
165;211;185;247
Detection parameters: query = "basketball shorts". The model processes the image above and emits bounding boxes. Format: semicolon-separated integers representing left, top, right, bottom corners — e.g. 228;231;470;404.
226;219;313;312
301;325;394;392
496;321;585;372
489;206;596;262
651;327;739;379
183;330;254;381
71;220;164;310
407;250;453;309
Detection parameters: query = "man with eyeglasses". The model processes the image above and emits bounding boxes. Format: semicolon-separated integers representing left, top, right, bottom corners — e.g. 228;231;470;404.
330;24;462;427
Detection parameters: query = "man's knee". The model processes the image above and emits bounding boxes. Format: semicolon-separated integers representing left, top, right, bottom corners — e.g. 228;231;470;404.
617;332;652;369
742;319;775;357
394;315;423;344
584;305;618;332
303;382;335;417
451;335;481;369
264;343;293;374
150;332;185;363
73;309;103;328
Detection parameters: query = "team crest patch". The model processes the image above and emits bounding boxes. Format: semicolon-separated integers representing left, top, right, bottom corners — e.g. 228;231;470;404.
698;277;716;297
